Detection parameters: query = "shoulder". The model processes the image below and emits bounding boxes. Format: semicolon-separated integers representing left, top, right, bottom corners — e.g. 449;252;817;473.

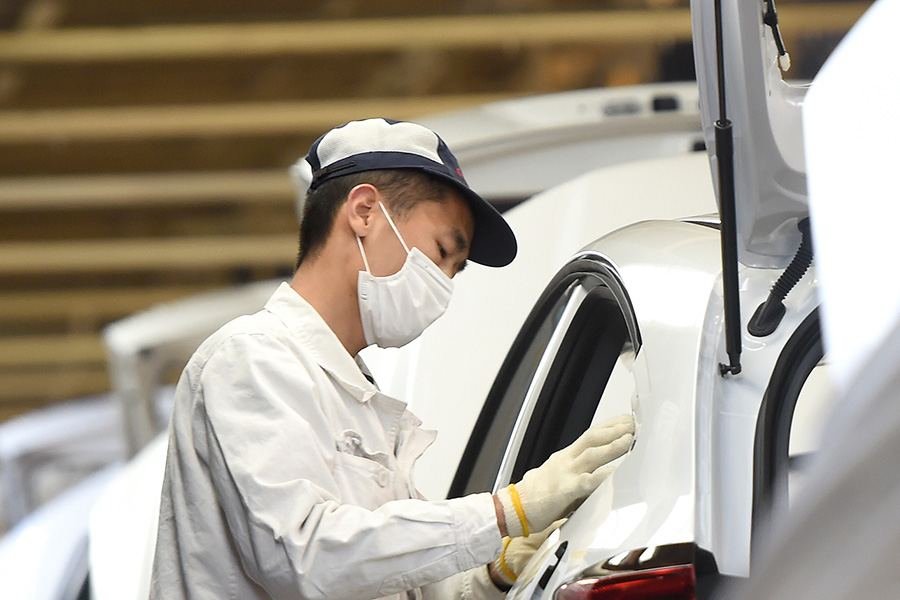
188;311;327;409
188;309;309;375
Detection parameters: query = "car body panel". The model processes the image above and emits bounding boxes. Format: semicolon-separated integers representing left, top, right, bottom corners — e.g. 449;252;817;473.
88;434;168;600
727;6;900;597
692;0;809;268
0;395;127;532
419;83;702;203
0;464;122;600
803;0;899;393
698;256;819;576
500;215;822;598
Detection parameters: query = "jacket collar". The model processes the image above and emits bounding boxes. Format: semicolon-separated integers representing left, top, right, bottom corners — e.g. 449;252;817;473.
265;282;377;403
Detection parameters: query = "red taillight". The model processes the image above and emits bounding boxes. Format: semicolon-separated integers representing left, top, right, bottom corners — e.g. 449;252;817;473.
555;565;695;600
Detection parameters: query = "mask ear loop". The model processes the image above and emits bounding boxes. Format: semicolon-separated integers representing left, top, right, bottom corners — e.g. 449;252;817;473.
356;236;371;273
378;202;411;253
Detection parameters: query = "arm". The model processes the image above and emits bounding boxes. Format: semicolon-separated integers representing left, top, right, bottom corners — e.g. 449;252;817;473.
198;333;503;600
493;494;508;537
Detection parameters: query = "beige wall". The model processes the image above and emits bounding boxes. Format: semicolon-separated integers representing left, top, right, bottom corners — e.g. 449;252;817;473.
0;0;869;421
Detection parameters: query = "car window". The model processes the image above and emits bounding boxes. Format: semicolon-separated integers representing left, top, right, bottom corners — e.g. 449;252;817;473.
452;287;572;498
508;285;632;482
449;256;639;497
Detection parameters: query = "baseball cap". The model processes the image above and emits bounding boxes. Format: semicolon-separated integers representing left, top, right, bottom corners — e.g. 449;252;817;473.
305;118;517;267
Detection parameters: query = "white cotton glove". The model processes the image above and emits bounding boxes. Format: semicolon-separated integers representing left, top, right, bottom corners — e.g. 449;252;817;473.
496;414;634;538
466;522;563;597
492;520;564;589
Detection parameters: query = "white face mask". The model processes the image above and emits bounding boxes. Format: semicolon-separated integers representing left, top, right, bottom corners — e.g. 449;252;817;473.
357;202;454;348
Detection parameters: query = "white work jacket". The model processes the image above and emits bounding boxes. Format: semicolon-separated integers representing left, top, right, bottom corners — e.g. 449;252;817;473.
150;282;504;600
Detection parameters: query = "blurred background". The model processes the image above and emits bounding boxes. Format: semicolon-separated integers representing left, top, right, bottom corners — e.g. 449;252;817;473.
0;0;867;526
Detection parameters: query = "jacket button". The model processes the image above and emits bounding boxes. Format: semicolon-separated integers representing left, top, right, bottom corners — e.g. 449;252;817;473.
376;470;390;487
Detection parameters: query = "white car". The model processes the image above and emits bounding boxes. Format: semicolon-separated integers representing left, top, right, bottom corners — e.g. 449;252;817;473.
446;1;840;598
86;0;848;594
3;0;853;594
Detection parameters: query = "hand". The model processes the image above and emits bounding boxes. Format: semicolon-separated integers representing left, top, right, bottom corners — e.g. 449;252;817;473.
489;520;565;590
496;414;634;537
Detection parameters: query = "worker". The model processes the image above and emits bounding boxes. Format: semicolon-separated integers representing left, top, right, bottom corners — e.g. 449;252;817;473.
149;118;635;600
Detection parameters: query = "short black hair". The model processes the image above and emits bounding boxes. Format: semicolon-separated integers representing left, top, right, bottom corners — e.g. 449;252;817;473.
295;169;454;269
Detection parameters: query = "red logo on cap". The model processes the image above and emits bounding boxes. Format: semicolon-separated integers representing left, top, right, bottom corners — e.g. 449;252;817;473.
456;167;465;179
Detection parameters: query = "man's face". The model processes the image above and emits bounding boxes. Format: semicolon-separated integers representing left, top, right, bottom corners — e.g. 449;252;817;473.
365;189;474;279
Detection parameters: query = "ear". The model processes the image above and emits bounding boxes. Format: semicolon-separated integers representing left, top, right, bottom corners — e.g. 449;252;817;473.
345;184;380;238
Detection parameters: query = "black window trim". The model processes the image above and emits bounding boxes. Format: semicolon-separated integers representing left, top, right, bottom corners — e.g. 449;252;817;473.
448;251;640;498
751;307;823;564
492;279;594;489
506;281;633;484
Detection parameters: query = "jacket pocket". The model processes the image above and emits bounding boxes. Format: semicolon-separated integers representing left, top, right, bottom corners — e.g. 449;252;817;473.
333;430;396;508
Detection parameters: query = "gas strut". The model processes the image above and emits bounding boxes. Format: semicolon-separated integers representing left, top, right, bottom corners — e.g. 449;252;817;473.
715;0;742;377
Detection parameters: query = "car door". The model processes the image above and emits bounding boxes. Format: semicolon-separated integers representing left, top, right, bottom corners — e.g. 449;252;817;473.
449;253;640;498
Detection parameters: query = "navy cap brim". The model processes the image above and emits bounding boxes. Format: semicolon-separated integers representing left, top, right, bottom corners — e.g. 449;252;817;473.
425;169;517;268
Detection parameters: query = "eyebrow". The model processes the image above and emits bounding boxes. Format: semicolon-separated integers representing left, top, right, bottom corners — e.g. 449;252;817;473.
454;229;469;254
454;229;470;273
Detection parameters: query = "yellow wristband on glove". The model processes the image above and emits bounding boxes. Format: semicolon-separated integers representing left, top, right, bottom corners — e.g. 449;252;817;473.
507;483;530;537
497;537;518;583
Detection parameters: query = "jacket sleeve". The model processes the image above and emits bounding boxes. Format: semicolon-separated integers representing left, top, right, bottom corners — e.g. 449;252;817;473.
196;332;503;600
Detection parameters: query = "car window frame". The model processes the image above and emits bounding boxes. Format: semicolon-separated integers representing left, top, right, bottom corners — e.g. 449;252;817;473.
751;308;823;559
448;253;640;498
504;281;634;485
492;280;591;487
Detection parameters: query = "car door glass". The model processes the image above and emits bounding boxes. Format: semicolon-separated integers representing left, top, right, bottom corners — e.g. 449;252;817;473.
505;283;634;485
448;259;639;498
455;283;580;497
